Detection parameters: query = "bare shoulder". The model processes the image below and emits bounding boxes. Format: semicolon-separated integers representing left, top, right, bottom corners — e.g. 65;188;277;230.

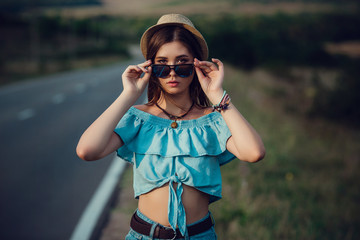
197;106;213;115
133;104;149;111
189;106;213;119
202;106;213;115
133;104;160;115
134;104;213;119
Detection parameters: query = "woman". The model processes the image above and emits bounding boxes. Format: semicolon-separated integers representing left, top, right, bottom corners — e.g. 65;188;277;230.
77;14;265;240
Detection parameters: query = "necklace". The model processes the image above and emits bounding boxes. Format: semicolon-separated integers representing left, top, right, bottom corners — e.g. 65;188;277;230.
155;102;195;128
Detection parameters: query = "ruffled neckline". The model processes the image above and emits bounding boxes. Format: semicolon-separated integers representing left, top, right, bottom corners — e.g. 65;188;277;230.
129;106;220;129
115;106;235;163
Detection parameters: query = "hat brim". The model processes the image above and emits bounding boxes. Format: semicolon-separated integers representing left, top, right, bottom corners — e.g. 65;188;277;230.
140;22;209;61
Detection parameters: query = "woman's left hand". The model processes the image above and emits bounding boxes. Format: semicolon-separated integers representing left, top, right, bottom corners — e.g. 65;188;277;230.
194;58;225;104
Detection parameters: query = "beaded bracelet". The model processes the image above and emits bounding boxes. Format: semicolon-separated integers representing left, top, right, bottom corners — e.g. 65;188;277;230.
212;90;231;112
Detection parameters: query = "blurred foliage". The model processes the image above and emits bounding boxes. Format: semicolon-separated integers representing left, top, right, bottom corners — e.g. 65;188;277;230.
193;12;360;126
0;14;139;84
1;10;359;125
195;13;360;69
0;0;101;13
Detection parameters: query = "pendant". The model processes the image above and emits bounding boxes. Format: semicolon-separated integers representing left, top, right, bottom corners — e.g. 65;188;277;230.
171;121;178;129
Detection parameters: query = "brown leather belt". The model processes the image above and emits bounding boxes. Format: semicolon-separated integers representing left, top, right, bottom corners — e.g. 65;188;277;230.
130;212;214;239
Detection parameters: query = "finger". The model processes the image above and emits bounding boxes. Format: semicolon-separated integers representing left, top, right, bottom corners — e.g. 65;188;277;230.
194;66;209;85
126;65;143;75
136;65;148;73
197;63;216;74
125;60;151;74
212;58;224;73
194;59;210;75
141;66;152;82
137;60;152;73
137;59;152;67
122;66;144;80
195;58;218;72
194;58;209;69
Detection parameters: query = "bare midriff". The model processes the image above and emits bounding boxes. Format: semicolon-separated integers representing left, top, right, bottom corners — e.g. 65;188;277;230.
138;183;210;227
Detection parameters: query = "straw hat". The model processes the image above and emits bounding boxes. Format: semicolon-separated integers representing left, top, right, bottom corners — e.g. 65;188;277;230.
140;14;209;60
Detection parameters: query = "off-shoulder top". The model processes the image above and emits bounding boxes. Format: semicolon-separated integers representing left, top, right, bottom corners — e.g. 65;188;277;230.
114;106;235;236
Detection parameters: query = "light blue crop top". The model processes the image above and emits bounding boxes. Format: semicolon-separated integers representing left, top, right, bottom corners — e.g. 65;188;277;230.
114;106;235;236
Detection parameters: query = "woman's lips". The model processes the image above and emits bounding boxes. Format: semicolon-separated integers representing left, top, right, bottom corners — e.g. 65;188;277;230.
167;81;179;87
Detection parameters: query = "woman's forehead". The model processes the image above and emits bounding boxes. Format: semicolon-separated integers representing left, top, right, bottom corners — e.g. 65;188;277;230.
155;41;193;59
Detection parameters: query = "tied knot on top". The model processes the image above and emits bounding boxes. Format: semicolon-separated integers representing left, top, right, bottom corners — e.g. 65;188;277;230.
168;174;187;237
170;173;180;183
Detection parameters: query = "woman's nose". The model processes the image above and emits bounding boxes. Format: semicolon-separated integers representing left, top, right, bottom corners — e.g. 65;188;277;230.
169;67;176;77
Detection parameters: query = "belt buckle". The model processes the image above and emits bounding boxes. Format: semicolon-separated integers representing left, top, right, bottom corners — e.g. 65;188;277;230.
171;230;177;240
155;226;179;239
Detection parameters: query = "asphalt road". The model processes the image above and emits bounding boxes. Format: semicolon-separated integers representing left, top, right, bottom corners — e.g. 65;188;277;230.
0;59;144;239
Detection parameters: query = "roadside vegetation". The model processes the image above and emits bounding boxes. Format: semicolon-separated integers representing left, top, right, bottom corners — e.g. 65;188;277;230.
210;65;360;239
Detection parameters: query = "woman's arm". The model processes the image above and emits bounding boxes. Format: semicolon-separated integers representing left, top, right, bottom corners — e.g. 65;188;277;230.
76;60;152;161
194;58;265;163
219;103;265;162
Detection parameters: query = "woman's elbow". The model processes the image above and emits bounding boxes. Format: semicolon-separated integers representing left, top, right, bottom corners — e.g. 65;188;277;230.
245;148;266;163
76;145;100;161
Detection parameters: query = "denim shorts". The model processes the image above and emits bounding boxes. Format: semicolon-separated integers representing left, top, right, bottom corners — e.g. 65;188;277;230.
125;209;217;240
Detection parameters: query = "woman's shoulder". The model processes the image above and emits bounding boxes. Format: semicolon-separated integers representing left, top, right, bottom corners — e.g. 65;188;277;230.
133;104;157;112
133;104;150;112
193;106;213;117
133;104;213;120
133;104;162;117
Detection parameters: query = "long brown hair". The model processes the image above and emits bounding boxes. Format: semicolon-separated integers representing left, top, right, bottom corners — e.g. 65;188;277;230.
146;25;210;107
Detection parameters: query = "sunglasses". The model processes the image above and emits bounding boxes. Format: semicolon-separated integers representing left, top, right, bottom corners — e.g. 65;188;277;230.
151;64;194;78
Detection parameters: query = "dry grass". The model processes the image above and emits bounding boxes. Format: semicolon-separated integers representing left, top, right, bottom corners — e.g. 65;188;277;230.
325;41;360;58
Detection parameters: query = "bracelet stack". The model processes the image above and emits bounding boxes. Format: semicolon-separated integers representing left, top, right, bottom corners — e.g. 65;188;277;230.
212;90;231;112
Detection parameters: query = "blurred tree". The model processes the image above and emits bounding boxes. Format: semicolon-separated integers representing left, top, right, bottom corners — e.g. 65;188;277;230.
0;0;101;13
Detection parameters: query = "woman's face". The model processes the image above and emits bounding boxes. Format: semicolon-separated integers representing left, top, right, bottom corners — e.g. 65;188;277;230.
153;41;195;96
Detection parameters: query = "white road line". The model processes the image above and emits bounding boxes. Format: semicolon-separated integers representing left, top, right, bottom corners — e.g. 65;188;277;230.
17;108;36;121
69;156;127;240
52;93;66;104
74;83;87;93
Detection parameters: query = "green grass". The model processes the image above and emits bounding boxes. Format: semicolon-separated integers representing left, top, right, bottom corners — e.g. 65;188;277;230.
209;65;360;239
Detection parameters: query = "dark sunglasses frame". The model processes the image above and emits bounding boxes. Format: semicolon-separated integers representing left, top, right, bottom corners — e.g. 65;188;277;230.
151;64;194;78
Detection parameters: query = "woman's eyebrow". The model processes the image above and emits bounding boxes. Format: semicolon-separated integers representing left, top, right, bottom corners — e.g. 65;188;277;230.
176;55;190;59
155;55;190;59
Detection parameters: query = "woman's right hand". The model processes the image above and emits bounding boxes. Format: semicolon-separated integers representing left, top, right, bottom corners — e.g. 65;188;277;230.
122;60;152;96
77;60;152;161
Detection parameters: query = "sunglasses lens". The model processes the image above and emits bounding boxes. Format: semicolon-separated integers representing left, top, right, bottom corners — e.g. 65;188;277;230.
175;65;193;77
152;65;170;78
152;64;193;78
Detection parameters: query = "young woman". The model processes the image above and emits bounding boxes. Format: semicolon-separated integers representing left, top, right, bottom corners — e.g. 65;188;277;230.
77;14;265;240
